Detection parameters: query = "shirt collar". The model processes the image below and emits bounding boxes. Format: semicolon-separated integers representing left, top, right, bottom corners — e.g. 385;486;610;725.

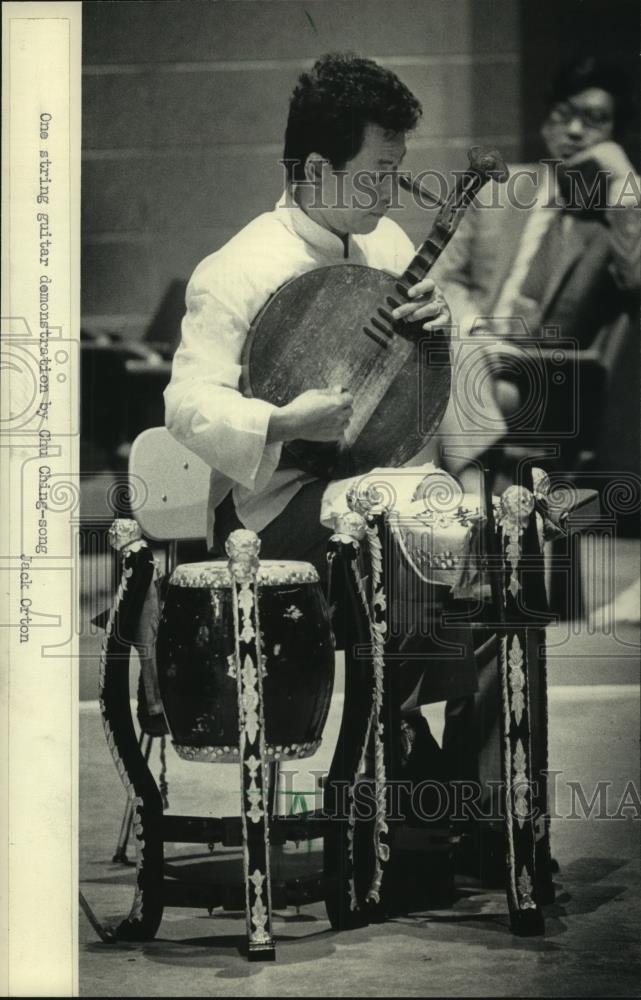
275;188;350;257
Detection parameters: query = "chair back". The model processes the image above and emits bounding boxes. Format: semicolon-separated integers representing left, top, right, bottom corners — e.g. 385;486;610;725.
128;427;209;541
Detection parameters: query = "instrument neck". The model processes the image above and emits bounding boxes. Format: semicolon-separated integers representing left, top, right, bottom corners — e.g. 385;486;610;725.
400;168;487;285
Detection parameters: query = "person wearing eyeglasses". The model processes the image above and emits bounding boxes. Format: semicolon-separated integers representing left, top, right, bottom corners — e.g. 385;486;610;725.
431;55;640;492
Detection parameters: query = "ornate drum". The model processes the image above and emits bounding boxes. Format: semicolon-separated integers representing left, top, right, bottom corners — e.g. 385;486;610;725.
156;560;335;763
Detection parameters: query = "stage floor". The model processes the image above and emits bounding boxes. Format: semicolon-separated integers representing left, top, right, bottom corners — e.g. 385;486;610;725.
79;624;640;997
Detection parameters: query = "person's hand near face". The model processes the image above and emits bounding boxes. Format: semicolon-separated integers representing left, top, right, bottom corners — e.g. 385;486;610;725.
564;140;639;205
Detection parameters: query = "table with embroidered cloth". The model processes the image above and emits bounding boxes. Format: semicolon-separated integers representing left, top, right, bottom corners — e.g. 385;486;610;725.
390;480;596;586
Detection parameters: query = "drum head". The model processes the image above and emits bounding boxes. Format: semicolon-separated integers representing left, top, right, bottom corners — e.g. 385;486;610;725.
170;560;320;588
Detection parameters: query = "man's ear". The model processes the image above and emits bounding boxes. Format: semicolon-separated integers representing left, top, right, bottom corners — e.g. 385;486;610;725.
303;152;327;185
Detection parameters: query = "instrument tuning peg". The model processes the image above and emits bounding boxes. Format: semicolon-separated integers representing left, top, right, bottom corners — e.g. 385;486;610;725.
468;146;509;183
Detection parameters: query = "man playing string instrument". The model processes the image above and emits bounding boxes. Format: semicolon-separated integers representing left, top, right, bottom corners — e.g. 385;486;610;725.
165;54;463;566
165;52;484;800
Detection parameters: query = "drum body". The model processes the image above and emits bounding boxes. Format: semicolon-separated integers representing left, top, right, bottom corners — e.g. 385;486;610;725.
156;560;335;763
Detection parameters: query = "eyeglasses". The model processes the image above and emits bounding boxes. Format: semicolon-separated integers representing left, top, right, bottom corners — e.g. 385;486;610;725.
547;100;614;131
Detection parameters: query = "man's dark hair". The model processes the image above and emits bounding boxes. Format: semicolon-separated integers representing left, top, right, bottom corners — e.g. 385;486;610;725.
283;52;422;183
547;56;634;136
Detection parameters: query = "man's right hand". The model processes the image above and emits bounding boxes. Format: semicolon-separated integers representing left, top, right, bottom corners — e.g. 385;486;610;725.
267;387;354;443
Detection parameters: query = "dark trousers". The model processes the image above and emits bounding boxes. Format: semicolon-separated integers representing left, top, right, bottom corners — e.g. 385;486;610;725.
214;480;333;581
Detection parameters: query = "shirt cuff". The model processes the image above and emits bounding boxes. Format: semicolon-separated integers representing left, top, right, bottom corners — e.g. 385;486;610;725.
222;396;282;492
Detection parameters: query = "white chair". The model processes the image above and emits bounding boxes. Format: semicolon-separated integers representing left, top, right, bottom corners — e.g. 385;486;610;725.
128;425;210;559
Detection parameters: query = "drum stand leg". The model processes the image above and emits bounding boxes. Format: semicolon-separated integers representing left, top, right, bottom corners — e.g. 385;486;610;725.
530;628;555;906
496;625;544;935
238;749;275;961
101;643;163;941
113;732;154;863
111;529;171;867
483;471;545;936
230;554;276;962
323;539;377;931
100;541;165;941
267;762;279;816
373;654;403;919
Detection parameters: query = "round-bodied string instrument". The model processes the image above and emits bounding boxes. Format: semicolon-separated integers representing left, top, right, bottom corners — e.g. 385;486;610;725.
243;147;508;479
156;559;335;762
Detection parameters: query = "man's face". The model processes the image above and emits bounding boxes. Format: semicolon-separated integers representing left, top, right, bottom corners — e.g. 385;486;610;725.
314;123;407;235
541;86;615;161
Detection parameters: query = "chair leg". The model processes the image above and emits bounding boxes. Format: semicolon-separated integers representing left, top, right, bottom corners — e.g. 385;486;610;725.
113;792;135;865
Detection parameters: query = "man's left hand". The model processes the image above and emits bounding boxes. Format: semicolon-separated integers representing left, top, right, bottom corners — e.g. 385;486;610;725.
391;277;452;330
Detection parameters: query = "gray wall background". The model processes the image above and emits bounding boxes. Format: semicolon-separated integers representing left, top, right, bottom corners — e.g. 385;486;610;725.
81;0;524;336
82;0;639;335
81;0;640;478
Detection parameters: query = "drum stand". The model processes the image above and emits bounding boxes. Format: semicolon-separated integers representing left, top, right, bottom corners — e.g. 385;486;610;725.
322;508;460;928
321;465;570;936
110;540;178;866
100;522;335;961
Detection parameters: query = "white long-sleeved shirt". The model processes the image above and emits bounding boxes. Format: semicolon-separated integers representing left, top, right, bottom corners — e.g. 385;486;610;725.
164;192;418;544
